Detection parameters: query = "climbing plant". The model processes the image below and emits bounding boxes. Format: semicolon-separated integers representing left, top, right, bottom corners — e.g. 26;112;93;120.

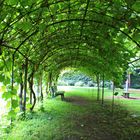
0;0;140;121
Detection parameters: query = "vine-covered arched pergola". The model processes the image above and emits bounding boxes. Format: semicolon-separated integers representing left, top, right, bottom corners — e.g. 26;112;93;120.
0;0;140;117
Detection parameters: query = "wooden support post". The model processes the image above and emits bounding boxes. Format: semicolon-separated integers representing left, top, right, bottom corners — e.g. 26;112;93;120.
111;82;115;116
23;58;28;112
40;72;43;101
19;70;23;111
96;74;100;101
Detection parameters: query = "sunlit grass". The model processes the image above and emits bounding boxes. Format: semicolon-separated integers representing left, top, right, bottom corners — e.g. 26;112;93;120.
59;86;140;115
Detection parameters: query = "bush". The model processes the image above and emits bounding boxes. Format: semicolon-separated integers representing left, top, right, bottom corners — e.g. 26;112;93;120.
87;81;95;87
131;84;140;89
57;80;68;86
74;81;85;87
67;80;75;86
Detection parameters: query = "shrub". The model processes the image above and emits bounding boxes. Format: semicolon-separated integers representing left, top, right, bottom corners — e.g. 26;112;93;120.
74;81;85;87
87;81;95;87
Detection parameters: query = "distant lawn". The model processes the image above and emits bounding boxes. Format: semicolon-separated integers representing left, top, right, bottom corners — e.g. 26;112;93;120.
59;86;140;115
1;86;140;140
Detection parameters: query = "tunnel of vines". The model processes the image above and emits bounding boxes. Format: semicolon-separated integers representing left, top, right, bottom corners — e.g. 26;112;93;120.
0;0;140;119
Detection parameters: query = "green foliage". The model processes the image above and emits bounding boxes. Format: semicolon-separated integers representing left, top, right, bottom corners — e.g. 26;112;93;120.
16;21;32;32
0;0;140;132
6;0;19;5
12;99;18;108
8;110;16;119
2;91;12;100
132;1;140;11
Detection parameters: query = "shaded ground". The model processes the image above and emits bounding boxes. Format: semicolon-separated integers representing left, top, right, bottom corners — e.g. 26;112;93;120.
62;96;140;140
65;96;90;106
63;96;116;140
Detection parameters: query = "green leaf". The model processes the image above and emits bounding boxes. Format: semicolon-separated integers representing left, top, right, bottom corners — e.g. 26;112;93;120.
132;1;140;11
8;110;16;119
7;88;17;95
0;74;5;82
20;0;33;6
26;103;32;109
2;92;12;100
15;77;21;83
6;101;11;108
0;63;4;71
6;0;18;5
11;88;17;95
16;21;32;31
3;77;10;85
1;85;6;92
125;0;135;6
51;4;59;14
39;23;46;32
133;32;140;41
12;99;18;108
26;97;29;102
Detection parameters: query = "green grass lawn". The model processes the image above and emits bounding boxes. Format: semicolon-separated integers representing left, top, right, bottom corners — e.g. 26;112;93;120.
102;88;140;115
1;86;140;140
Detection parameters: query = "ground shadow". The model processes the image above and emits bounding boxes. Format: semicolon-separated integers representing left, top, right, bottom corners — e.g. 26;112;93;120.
61;95;140;140
64;96;92;106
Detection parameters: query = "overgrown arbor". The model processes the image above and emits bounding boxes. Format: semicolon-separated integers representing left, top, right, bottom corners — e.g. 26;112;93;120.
0;0;140;118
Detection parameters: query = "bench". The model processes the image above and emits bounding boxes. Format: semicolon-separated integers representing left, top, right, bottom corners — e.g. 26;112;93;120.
122;92;130;98
50;86;65;101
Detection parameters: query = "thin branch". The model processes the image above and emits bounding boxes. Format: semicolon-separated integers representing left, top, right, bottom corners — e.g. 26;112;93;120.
80;0;90;37
2;44;34;64
13;30;38;55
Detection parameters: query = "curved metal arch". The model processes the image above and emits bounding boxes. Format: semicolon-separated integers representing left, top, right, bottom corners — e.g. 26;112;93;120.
46;18;135;41
13;16;139;56
32;18;140;56
38;41;100;65
30;24;120;63
11;15;139;57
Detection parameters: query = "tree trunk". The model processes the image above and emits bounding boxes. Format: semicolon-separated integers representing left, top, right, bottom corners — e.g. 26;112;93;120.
48;72;53;97
101;74;104;105
19;71;23;111
46;80;49;95
48;72;52;89
23;58;28;112
28;71;36;111
11;54;15;123
96;74;100;101
37;80;40;102
28;73;32;105
40;73;43;101
111;82;115;116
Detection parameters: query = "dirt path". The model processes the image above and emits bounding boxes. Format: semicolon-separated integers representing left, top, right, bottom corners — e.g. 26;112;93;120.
65;96;90;106
62;96;117;140
60;96;138;140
